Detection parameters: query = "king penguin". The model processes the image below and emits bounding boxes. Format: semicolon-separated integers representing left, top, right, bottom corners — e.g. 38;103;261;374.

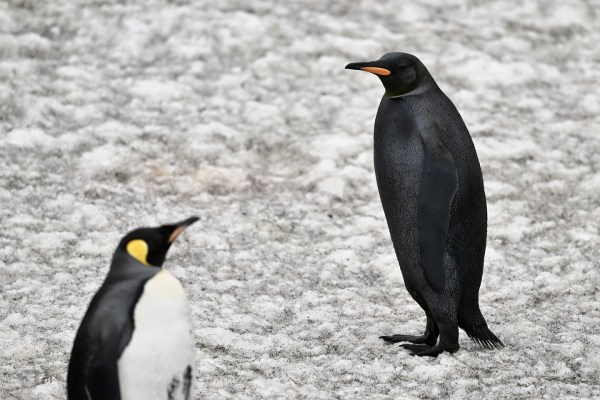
346;53;503;356
67;217;199;399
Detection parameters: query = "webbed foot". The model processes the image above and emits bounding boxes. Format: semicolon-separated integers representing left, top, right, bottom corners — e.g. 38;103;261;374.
380;334;436;346
405;343;443;357
396;320;460;357
401;342;458;357
400;343;432;353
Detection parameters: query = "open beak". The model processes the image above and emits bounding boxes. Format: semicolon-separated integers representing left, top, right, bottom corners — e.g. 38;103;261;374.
345;61;391;76
168;216;199;243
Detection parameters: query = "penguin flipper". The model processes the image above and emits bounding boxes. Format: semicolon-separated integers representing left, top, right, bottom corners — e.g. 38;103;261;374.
418;126;458;293
68;323;125;400
71;288;137;400
86;345;122;399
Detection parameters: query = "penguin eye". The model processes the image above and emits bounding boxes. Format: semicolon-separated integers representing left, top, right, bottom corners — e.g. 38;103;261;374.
126;239;150;266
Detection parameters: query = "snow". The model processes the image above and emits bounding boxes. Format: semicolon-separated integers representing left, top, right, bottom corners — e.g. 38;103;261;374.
5;128;56;149
1;0;600;399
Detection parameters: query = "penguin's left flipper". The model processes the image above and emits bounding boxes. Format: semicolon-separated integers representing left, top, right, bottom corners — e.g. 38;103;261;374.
86;346;122;399
418;123;458;293
70;300;134;399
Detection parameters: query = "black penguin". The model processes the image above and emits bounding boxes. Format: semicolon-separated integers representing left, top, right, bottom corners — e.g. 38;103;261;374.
67;217;199;399
346;53;503;356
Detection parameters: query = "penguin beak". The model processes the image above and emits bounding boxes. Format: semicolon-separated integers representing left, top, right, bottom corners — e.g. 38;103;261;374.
168;216;199;243
345;62;391;76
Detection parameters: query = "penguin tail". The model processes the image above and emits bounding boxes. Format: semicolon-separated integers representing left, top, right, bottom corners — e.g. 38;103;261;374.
459;312;504;349
464;325;504;349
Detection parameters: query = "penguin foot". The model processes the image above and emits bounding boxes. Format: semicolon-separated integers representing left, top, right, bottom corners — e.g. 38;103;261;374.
401;342;458;357
400;343;432;354
379;334;435;345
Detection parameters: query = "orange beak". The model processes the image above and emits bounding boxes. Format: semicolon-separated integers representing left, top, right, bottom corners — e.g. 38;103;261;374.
168;216;199;243
345;62;391;76
360;67;391;76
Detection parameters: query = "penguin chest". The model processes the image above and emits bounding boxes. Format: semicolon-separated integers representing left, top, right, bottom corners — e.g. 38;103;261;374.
374;129;424;224
373;119;425;272
117;269;194;400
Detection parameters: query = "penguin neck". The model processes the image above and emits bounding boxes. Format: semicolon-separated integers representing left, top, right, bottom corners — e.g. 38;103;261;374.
384;74;437;99
108;251;158;280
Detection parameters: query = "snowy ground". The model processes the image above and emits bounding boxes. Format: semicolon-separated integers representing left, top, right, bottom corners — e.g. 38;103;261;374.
1;0;599;398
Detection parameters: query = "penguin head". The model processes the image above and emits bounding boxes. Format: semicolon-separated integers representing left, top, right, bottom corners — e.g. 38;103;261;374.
117;216;199;267
345;52;428;97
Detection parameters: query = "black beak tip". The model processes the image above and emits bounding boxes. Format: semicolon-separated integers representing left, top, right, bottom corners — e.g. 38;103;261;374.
179;216;200;227
345;61;374;71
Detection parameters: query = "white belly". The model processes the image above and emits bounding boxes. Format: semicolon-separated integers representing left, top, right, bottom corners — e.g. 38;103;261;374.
118;269;194;400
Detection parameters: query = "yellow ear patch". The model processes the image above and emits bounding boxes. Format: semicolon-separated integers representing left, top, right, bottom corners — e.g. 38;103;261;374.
126;239;149;266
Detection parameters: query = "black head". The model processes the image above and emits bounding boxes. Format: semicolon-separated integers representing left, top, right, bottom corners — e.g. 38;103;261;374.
345;52;429;97
116;216;199;267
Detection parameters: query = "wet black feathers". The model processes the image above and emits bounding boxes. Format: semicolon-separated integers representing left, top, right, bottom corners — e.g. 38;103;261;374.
418;124;457;293
348;52;503;354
